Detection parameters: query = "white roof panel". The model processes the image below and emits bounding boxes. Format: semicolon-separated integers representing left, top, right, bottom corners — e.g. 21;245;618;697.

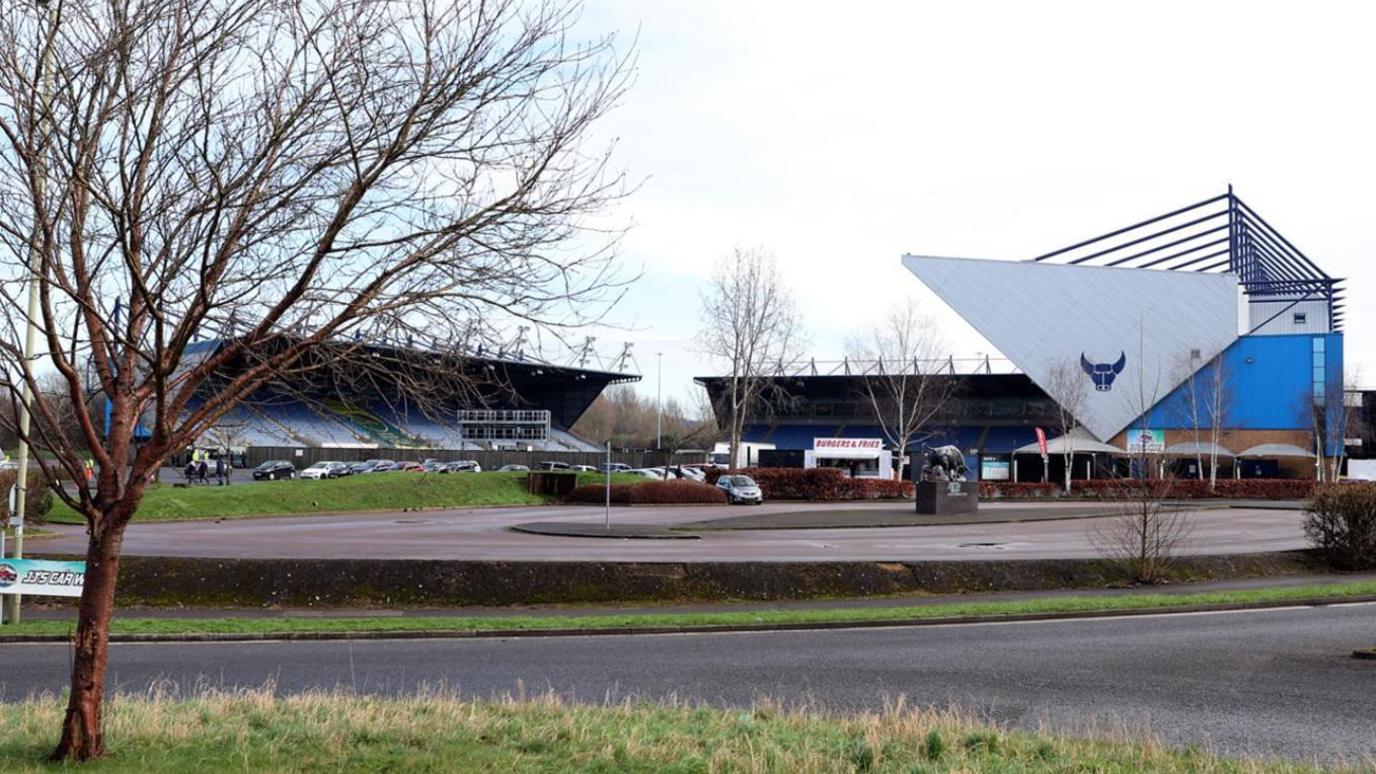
903;255;1239;441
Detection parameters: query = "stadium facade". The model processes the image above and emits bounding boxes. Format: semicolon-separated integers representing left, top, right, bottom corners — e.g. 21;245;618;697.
700;190;1352;481
181;336;637;457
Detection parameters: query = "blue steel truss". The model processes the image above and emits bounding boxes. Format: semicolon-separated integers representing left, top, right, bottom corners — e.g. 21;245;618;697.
1028;188;1344;331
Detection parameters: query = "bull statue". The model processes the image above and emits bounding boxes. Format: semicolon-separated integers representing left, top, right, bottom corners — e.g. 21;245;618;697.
923;445;968;482
1080;351;1127;392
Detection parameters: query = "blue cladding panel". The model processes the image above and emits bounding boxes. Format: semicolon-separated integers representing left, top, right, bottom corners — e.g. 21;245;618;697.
1142;333;1343;430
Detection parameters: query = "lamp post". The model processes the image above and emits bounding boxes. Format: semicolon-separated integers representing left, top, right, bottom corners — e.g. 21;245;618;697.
5;0;52;626
655;352;663;451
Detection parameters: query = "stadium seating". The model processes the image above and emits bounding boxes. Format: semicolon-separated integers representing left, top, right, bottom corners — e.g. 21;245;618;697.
765;425;837;450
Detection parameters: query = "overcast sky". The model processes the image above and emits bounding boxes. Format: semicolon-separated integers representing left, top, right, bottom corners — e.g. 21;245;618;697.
570;1;1374;406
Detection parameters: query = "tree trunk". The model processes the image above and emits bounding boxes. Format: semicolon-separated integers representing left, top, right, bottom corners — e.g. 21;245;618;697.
50;521;126;762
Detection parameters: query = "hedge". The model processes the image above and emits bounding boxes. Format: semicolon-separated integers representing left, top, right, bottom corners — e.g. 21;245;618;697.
566;480;727;505
1304;484;1376;570
704;467;913;502
980;478;1318;500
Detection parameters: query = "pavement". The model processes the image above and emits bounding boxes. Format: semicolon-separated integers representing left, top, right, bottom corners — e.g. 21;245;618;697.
4;604;1375;763
30;500;1312;561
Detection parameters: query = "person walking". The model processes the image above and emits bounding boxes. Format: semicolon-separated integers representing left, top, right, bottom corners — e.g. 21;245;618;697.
214;455;226;486
223;453;233;486
197;457;209;485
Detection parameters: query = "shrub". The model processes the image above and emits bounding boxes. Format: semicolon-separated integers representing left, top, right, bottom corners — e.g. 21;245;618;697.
0;468;54;525
979;478;1315;501
566;480;727;505
1304;484;1376;570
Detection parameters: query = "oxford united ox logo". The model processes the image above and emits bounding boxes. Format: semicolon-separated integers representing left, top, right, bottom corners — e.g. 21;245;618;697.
1080;351;1127;391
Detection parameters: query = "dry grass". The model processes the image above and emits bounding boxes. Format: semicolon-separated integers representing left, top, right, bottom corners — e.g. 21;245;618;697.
0;687;1348;772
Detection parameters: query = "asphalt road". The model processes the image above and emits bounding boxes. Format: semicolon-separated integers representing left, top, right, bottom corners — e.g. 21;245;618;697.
5;605;1375;763
34;501;1309;561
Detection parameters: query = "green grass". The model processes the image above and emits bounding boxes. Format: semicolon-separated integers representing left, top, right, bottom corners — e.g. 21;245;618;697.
46;471;643;523
0;690;1337;772
6;580;1375;639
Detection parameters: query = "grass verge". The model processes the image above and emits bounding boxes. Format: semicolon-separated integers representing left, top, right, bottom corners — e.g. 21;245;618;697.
0;690;1333;772
6;580;1376;639
46;471;642;523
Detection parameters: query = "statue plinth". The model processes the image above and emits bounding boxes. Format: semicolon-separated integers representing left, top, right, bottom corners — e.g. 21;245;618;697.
915;480;979;515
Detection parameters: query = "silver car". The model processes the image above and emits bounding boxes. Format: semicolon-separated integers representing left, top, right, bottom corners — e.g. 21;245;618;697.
716;474;763;505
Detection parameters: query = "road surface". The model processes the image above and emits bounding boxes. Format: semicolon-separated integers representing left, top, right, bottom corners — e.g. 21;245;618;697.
34;501;1308;561
4;604;1374;763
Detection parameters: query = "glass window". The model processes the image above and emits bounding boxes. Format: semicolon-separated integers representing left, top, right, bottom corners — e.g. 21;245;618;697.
1294;312;1307;325
1314;352;1326;368
1313;337;1325;353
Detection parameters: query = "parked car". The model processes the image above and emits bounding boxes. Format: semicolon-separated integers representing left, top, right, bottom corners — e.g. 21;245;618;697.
352;459;394;474
536;461;571;471
443;460;482;473
299;461;349;480
676;466;707;482
421;460;446;473
497;464;529;472
570;464;597;472
394;461;424;472
597;462;631;473
625;468;664;480
716;474;763;505
252;460;296;481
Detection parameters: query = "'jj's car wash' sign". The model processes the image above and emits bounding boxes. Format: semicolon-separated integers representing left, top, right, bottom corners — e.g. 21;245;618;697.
0;559;85;598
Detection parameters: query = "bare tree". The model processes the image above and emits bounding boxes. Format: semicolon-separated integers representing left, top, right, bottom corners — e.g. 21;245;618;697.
846;298;953;480
1176;353;1231;491
0;0;630;760
1092;326;1194;583
1042;357;1088;493
698;246;804;470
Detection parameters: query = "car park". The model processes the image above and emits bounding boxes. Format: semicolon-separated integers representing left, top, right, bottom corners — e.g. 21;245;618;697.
299;461;350;480
252;460;296;481
716;474;763;504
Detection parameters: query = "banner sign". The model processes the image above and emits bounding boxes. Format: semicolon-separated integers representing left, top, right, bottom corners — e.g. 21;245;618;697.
1126;428;1166;454
0;559;86;598
1034;427;1048;457
814;438;883;450
812;438;884;459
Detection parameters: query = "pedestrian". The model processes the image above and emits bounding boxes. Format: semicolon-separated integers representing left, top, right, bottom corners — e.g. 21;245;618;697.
198;458;209;485
223;453;232;486
215;455;226;486
184;460;197;484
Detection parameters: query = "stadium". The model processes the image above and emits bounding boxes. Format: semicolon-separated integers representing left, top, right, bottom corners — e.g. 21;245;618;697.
699;189;1353;482
177;336;641;468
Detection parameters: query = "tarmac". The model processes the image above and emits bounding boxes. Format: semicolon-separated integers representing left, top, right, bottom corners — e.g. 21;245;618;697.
31;499;1313;561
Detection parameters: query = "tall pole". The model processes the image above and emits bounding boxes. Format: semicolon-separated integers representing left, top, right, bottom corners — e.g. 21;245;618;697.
604;440;611;531
6;0;52;626
655;352;663;451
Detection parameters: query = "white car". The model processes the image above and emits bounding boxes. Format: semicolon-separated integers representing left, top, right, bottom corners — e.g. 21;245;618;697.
626;468;665;480
298;461;348;480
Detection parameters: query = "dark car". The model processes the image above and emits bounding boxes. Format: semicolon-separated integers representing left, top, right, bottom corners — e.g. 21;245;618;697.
497;463;529;472
597;462;631;473
364;459;399;472
348;460;379;475
252;460;296;481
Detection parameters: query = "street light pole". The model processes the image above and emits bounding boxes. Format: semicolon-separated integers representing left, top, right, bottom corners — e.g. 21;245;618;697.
5;0;52;626
655;352;662;451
